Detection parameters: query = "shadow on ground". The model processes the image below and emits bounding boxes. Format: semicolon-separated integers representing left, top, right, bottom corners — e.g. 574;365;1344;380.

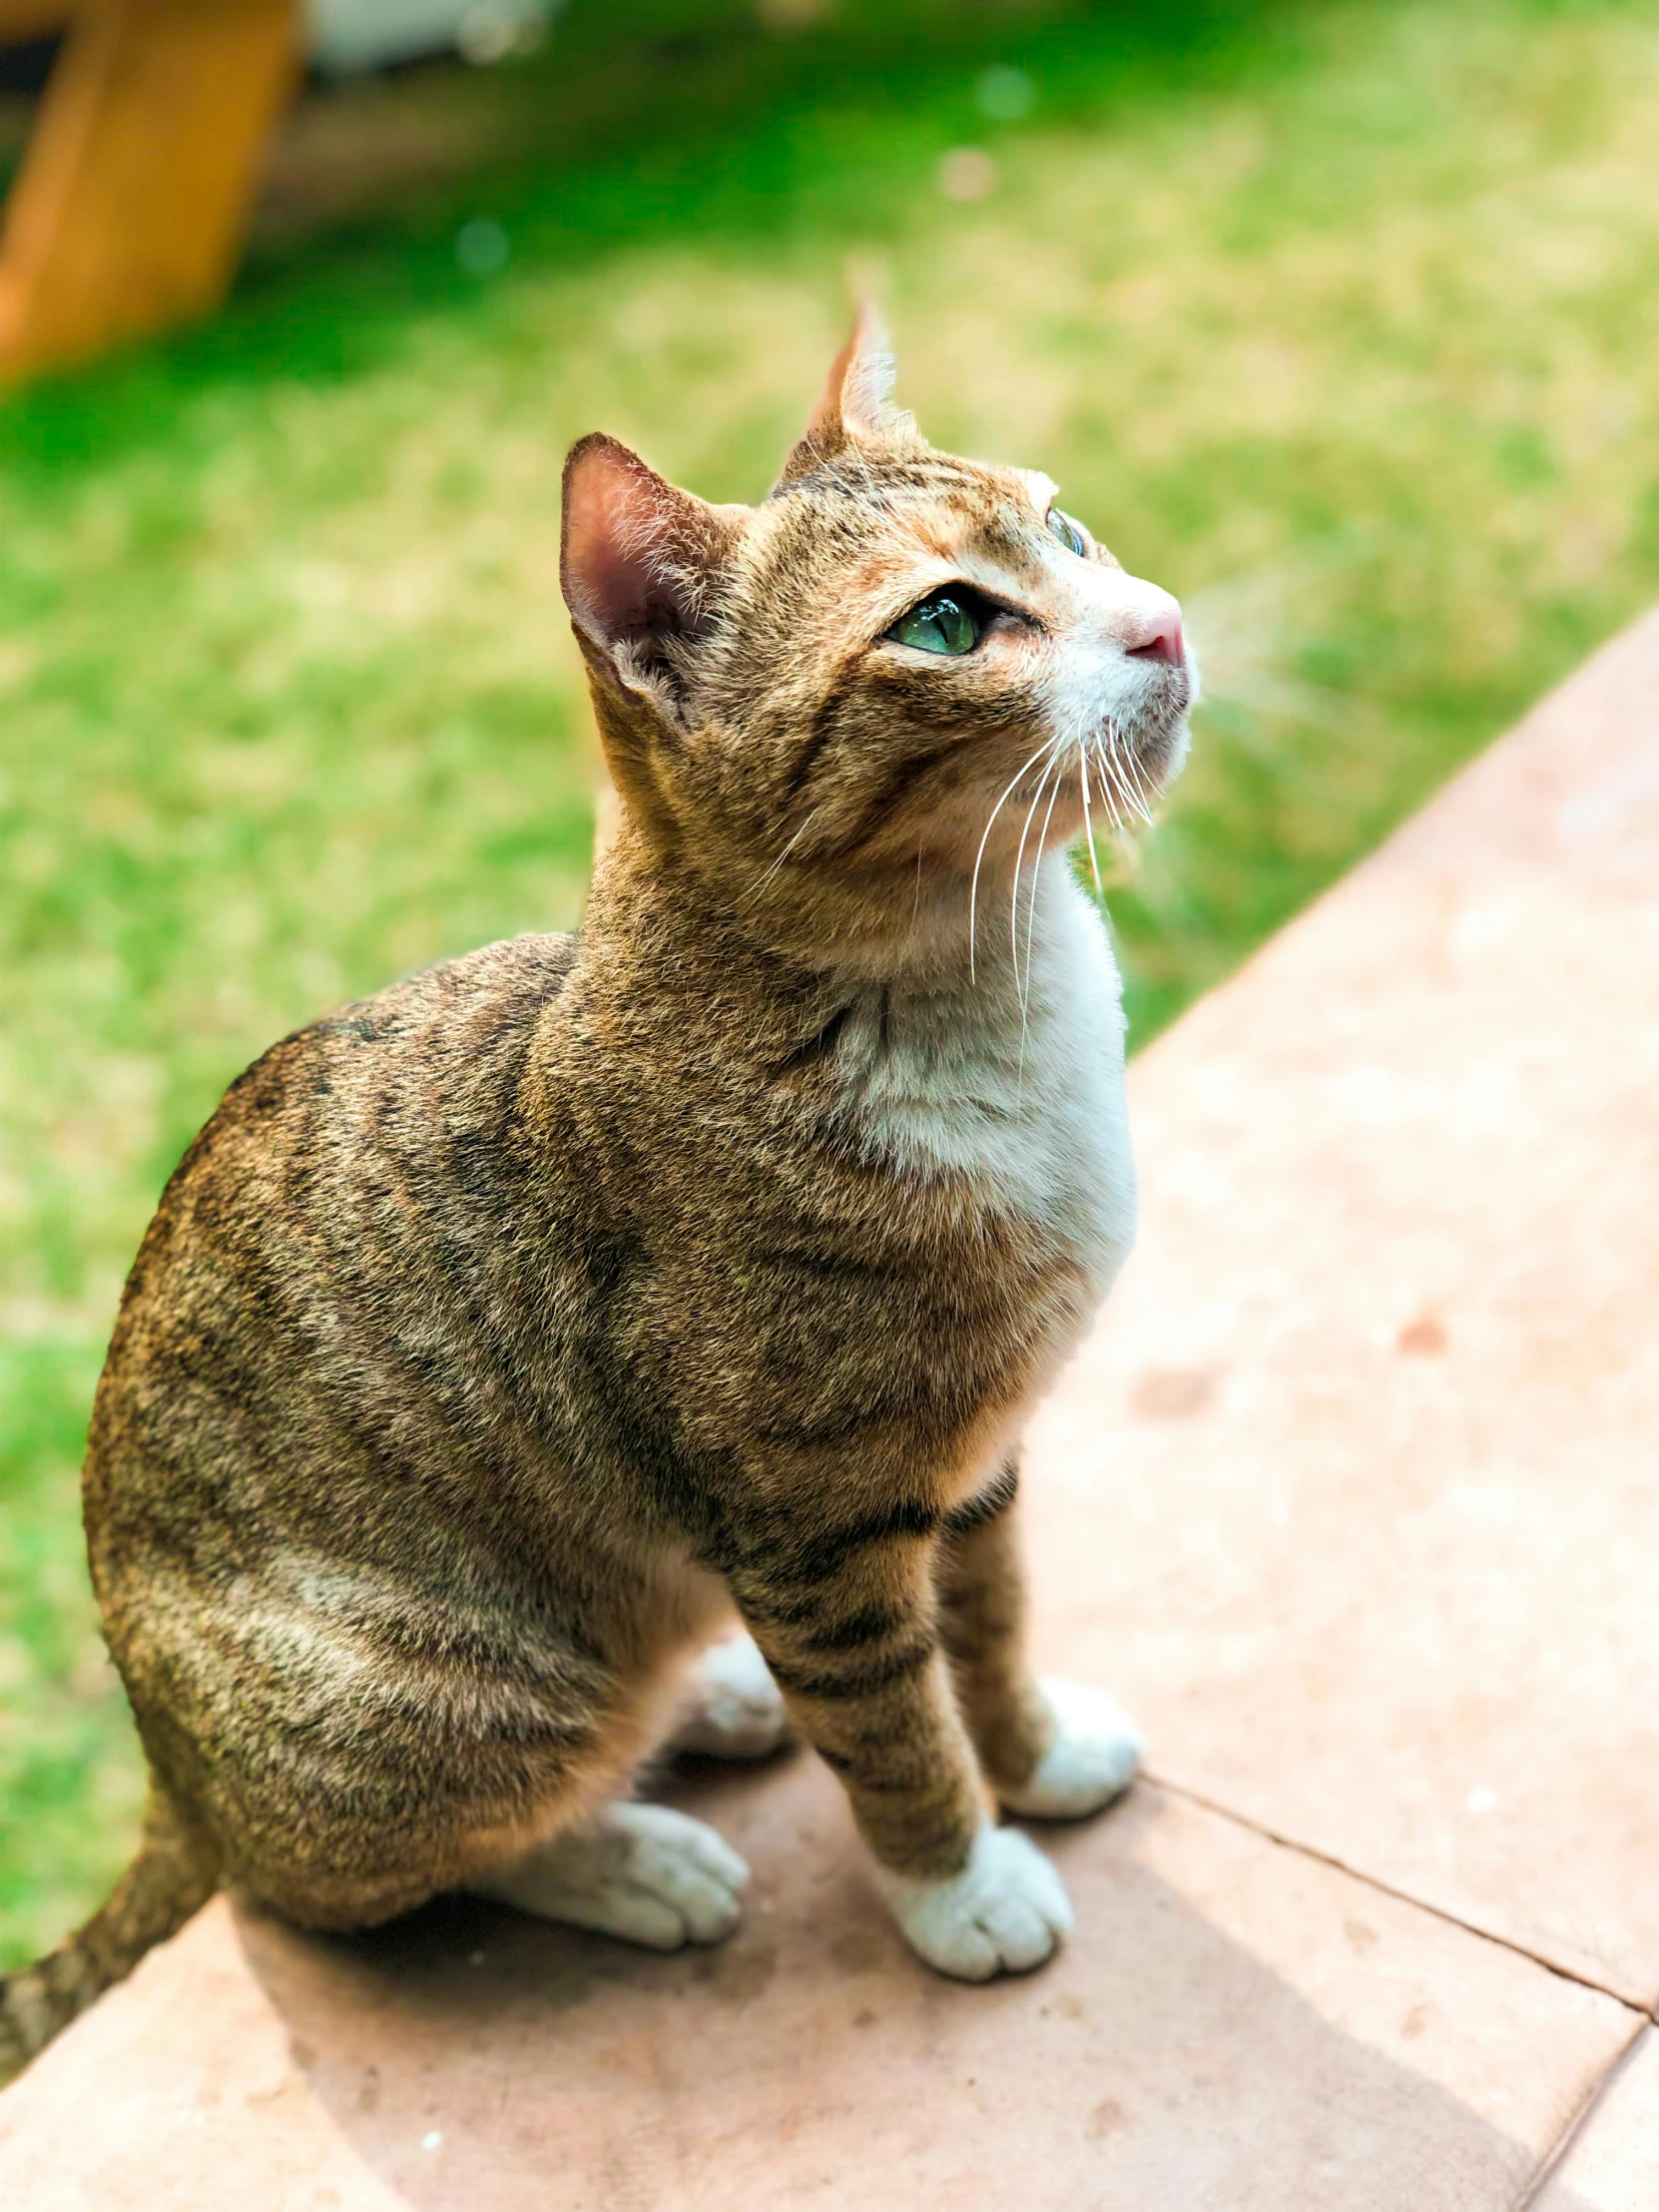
233;1764;1586;2211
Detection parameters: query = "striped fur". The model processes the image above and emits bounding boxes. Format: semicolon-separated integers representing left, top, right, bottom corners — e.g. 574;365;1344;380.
1;315;1192;2065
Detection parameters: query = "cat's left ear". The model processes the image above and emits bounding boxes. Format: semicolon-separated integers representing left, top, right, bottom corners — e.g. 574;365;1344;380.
561;432;748;699
774;301;907;485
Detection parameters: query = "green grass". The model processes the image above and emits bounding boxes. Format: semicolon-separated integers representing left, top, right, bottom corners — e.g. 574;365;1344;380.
3;0;1658;1968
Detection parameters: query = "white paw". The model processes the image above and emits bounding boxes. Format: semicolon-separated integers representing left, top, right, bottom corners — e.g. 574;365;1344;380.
1000;1676;1143;1820
469;1802;749;1950
671;1632;793;1761
873;1825;1073;1982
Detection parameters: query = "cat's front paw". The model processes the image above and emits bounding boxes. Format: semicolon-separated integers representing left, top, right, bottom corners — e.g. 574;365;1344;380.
999;1676;1143;1820
670;1632;793;1761
872;1825;1073;1982
471;1801;749;1950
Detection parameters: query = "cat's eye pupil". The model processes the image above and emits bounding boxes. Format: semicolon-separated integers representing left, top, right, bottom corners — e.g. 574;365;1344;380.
1047;507;1087;557
888;593;980;656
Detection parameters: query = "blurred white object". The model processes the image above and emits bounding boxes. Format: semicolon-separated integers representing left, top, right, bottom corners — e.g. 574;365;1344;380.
307;0;557;74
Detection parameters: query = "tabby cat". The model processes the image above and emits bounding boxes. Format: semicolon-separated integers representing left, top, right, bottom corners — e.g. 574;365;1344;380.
0;312;1192;2073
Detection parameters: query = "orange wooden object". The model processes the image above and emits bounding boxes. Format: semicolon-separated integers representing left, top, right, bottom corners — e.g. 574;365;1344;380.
0;0;299;383
0;0;74;37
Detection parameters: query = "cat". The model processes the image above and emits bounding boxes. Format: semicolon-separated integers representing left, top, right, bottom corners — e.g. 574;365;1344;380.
0;309;1192;2073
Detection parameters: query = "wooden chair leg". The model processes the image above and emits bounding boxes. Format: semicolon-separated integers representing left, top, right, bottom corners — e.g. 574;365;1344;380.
0;0;299;384
0;1;75;39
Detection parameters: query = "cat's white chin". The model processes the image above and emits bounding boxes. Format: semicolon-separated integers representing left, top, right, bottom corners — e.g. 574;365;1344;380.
1140;709;1192;797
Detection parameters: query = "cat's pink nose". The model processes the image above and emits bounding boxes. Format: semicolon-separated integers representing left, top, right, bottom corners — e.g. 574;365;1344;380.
1097;574;1185;667
1127;610;1184;665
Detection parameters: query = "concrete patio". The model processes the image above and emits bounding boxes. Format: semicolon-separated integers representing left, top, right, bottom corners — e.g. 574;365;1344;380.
2;614;1657;2209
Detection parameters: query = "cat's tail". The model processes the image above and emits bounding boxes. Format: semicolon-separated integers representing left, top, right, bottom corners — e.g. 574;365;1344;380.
0;1786;219;2083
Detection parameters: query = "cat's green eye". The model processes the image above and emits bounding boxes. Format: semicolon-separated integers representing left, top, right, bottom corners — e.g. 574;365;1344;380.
1046;507;1088;557
887;592;982;656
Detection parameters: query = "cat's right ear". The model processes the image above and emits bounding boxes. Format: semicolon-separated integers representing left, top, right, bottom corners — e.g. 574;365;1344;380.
560;433;746;696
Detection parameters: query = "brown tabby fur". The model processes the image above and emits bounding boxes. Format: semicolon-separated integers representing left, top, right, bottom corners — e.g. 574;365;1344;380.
0;315;1190;2073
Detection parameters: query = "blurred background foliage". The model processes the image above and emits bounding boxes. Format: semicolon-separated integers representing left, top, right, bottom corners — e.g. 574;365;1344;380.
2;0;1658;1966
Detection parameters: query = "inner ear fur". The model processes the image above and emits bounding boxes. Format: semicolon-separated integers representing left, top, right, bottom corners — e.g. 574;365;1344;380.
560;432;748;672
774;301;917;487
561;434;749;848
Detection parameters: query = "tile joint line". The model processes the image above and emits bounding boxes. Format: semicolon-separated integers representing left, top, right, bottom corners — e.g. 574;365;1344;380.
1509;2020;1653;2212
1142;1768;1658;2019
1140;1772;1657;2205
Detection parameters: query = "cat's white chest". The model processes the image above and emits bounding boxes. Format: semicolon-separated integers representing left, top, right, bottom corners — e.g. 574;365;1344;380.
841;868;1137;1298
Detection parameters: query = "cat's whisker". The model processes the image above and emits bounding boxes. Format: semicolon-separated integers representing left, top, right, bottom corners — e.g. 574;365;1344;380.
1102;725;1154;829
1078;749;1104;896
1009;746;1060;985
1085;737;1124;834
1097;729;1128;818
968;738;1059;985
1120;725;1160;826
1022;761;1066;1024
737;806;822;910
1010;750;1064;1105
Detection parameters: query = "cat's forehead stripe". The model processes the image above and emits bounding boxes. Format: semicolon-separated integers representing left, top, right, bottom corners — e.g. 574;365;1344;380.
771;449;1035;508
763;452;1055;571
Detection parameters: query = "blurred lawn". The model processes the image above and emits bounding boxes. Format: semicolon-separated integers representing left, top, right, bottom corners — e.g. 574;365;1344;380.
3;0;1658;1968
